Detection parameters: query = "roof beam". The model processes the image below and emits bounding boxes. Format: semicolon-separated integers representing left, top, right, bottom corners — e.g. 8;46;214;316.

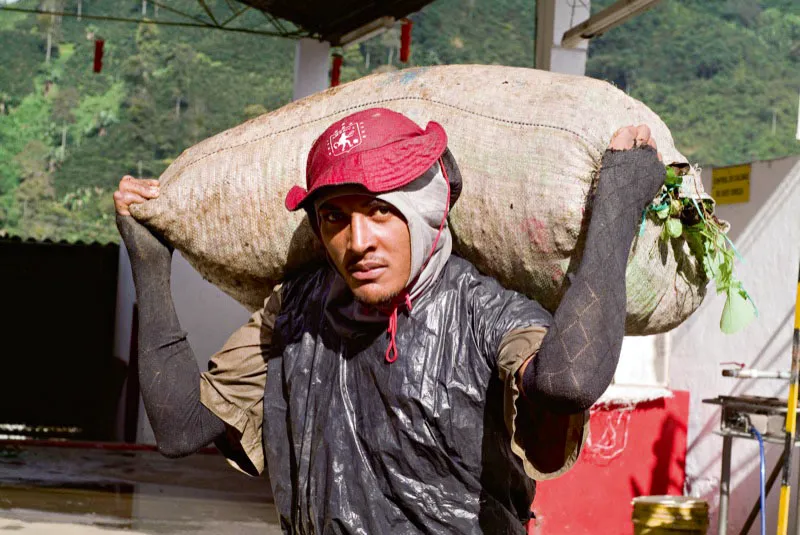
339;16;395;46
561;0;661;48
220;5;250;27
195;0;219;25
0;5;300;38
148;0;214;27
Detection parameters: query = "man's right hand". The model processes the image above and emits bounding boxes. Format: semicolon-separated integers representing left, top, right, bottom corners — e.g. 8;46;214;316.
114;175;160;216
113;175;173;274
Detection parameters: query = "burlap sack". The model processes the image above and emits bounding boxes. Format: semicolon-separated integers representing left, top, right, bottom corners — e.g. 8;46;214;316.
130;65;710;335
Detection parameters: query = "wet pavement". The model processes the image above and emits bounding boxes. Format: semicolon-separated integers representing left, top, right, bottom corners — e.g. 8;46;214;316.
0;443;282;534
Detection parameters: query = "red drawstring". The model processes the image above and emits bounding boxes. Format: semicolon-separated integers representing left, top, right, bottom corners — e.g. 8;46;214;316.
384;159;451;364
385;294;413;363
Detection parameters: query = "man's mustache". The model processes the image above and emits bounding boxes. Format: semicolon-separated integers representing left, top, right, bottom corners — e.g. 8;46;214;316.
345;254;388;273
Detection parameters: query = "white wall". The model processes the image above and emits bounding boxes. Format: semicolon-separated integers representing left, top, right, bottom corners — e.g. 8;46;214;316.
668;156;800;534
293;38;330;101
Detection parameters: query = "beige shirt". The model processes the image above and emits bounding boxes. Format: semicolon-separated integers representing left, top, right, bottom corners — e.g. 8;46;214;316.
200;286;587;480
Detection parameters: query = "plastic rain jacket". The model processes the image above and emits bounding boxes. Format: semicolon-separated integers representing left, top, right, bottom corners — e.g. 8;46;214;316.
264;256;553;534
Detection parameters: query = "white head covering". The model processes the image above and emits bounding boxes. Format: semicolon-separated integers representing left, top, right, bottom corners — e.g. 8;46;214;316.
377;163;451;301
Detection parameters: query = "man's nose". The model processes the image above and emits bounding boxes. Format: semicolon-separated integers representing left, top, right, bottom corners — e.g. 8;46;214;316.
349;213;375;254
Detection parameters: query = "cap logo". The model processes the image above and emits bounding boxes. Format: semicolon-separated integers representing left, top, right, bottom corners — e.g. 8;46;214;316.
328;120;365;157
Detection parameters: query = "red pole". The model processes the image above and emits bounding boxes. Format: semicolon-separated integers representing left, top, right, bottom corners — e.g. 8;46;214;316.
400;19;413;63
93;39;104;73
330;53;343;87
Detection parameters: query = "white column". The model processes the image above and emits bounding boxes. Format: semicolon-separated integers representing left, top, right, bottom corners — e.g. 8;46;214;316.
293;38;331;101
113;244;136;441
795;91;800;141
535;0;590;75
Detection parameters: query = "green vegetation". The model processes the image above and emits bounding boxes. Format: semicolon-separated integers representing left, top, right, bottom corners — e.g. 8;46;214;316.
0;0;797;243
647;165;757;333
588;0;799;166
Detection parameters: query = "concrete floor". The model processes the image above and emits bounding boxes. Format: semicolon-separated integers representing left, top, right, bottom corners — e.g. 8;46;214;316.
0;443;282;534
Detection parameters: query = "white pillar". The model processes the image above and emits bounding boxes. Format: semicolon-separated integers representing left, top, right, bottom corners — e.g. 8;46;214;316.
535;0;590;75
795;91;800;141
113;244;136;441
293;38;331;101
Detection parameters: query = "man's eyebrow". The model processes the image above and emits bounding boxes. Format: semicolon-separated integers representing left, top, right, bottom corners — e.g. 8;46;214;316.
363;198;390;208
317;201;341;212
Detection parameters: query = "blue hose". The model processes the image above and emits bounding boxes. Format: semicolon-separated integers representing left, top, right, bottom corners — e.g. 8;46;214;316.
750;427;767;535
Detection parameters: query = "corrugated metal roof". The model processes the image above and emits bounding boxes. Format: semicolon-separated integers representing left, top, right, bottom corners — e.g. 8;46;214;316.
0;233;118;249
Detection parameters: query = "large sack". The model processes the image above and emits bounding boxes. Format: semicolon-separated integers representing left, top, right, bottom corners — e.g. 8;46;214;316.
130;65;710;335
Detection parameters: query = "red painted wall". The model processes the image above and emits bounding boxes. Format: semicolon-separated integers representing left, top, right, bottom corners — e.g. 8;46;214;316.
530;390;690;534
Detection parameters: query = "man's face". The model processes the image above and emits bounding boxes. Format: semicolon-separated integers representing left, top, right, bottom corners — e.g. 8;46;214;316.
317;194;411;306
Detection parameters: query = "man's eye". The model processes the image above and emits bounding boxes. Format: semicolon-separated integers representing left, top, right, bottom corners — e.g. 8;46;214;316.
374;205;392;216
322;212;345;224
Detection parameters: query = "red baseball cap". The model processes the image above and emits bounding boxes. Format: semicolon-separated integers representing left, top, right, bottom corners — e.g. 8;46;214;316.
285;108;448;211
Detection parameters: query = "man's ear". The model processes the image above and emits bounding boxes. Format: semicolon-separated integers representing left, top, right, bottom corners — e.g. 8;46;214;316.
441;147;462;208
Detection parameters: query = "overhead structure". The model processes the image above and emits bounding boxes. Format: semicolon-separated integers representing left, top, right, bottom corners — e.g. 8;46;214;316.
1;0;436;98
0;0;435;44
561;0;662;48
237;0;430;46
536;0;661;75
535;0;592;75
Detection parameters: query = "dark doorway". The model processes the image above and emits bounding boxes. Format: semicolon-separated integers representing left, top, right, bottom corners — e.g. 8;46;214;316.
0;237;123;441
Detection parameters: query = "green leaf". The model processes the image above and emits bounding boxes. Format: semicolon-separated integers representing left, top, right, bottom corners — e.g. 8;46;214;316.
720;286;757;334
665;166;683;188
669;199;682;217
666;218;683;238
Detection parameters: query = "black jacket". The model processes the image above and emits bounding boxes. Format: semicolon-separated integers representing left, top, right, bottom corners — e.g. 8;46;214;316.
265;256;552;534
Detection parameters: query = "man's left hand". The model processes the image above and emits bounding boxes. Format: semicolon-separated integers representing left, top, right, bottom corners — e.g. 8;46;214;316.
608;124;662;162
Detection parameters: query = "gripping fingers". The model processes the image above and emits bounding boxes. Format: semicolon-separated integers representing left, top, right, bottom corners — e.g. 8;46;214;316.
115;175;160;215
610;124;661;157
636;127;663;162
634;125;652;148
609;126;637;150
121;178;160;198
114;190;148;216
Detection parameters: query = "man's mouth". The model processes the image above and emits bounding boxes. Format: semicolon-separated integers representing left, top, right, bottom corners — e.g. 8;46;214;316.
348;261;387;281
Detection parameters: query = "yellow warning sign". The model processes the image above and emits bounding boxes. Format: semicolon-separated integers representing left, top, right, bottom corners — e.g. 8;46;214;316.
712;164;751;205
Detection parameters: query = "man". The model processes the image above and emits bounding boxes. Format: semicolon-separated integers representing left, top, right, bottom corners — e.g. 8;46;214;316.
114;108;664;533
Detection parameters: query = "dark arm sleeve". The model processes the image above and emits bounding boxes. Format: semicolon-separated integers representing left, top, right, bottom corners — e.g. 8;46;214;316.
497;326;588;480
468;268;587;480
117;215;226;458
522;147;665;413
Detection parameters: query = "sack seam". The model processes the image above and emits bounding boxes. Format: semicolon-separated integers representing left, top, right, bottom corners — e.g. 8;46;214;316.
175;96;600;171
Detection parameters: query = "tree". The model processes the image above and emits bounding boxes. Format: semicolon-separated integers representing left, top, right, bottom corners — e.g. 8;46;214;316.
243;104;268;120
51;86;79;160
36;0;65;64
166;44;196;120
0;92;13;115
11;141;56;237
380;27;401;66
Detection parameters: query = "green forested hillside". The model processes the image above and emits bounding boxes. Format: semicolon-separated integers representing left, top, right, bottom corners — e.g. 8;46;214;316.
0;0;797;243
